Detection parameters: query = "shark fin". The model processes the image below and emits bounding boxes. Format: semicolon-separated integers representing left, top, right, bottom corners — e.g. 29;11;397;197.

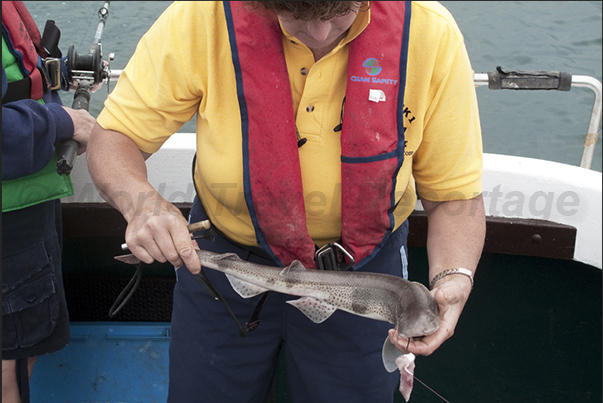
279;260;306;276
212;253;241;261
225;273;268;298
286;297;337;323
382;336;406;373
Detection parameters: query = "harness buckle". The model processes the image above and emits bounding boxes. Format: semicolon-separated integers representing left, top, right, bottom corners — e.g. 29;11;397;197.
44;58;61;90
315;242;354;271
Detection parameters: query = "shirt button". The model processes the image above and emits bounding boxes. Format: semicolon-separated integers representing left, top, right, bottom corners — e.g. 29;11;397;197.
306;105;314;112
300;67;308;75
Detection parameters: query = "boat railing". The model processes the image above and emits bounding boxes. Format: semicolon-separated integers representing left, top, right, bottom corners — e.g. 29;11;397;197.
474;67;602;170
109;67;602;169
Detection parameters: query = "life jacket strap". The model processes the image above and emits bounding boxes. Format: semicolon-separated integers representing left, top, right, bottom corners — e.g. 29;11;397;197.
2;76;33;104
2;17;62;104
16;357;30;403
1;59;61;104
40;20;62;59
315;242;355;271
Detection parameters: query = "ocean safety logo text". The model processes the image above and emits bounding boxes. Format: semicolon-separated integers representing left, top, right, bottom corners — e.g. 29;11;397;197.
351;58;397;85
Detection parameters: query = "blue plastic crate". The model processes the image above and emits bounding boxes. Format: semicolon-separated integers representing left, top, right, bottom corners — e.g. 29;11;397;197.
30;322;170;403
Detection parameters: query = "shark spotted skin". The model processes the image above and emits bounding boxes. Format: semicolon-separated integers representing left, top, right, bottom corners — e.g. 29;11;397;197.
115;249;440;373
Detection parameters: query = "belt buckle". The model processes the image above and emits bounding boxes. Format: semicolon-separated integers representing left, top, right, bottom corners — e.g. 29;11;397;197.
315;242;354;271
44;58;61;90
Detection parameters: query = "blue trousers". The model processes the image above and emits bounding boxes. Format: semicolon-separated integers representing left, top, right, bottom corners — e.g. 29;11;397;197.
2;199;70;360
168;197;409;403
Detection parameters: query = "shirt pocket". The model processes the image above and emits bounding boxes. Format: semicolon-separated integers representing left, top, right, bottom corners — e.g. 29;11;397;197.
2;241;60;350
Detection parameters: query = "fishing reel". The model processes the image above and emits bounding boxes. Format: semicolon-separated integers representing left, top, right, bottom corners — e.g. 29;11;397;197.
65;44;114;97
66;44;105;84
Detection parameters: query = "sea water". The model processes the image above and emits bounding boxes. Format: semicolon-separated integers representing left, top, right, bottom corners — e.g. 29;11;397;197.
24;1;602;171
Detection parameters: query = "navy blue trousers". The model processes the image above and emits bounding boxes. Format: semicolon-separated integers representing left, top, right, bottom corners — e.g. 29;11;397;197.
2;199;70;360
168;197;409;403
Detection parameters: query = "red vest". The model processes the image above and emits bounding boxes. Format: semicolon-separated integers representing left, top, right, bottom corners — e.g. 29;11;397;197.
224;1;411;269
2;1;49;100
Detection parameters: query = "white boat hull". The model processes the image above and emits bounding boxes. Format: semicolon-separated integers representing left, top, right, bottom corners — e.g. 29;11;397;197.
64;133;602;269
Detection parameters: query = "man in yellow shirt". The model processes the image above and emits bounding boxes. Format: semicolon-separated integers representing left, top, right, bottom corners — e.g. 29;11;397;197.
87;2;485;401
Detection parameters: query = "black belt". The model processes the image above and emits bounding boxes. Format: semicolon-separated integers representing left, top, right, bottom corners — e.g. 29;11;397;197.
198;223;273;262
197;218;355;271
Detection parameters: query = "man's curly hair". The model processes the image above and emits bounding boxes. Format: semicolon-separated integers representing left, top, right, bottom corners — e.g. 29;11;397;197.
242;1;370;21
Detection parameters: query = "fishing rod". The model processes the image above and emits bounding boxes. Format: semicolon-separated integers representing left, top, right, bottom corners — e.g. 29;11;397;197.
56;1;114;175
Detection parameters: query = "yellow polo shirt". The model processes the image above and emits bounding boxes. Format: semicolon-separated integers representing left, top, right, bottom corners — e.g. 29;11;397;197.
97;1;483;248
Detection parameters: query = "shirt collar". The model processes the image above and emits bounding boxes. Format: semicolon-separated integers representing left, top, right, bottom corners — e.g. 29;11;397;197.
279;8;371;52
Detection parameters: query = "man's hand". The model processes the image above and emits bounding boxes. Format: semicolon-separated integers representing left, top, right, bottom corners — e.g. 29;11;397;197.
86;123;201;274
388;274;472;356
388;194;485;356
124;192;201;273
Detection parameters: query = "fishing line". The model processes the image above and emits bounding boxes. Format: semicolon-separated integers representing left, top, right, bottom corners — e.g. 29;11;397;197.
404;337;451;402
108;263;142;317
77;1;103;50
413;375;451;403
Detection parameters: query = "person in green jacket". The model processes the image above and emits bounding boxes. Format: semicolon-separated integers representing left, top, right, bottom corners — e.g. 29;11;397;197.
2;2;97;402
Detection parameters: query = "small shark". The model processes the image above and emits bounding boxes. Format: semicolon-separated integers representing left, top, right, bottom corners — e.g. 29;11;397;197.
115;249;440;374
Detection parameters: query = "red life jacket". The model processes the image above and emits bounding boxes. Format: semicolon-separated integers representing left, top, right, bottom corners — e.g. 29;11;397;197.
2;1;50;100
224;1;411;269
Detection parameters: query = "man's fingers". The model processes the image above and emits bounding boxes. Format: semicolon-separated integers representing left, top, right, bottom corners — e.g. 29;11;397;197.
411;326;452;356
176;240;200;274
387;286;462;357
167;220;200;273
405;287;463;356
150;229;183;266
125;219;202;273
128;239;166;265
389;330;439;357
